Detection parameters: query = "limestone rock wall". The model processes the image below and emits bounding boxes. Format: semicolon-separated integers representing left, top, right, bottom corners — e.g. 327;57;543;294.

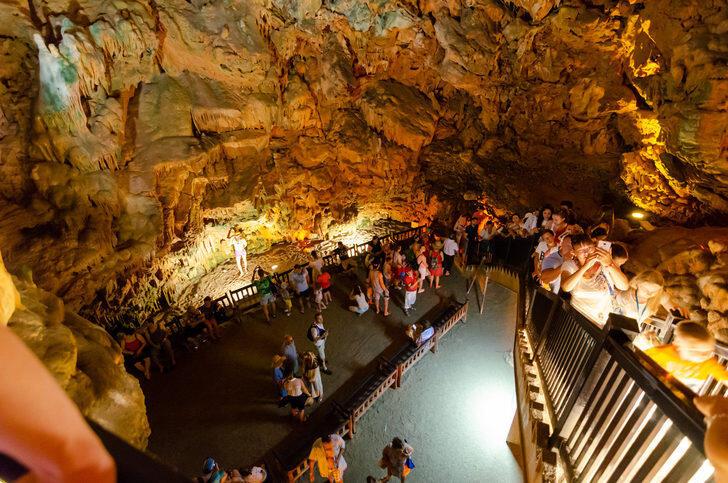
0;1;726;319
1;253;149;448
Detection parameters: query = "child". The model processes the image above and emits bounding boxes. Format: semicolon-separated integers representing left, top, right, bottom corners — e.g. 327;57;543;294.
364;279;373;305
314;285;326;311
279;280;293;316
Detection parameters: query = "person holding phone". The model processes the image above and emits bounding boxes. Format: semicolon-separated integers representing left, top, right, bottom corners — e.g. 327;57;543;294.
561;234;629;326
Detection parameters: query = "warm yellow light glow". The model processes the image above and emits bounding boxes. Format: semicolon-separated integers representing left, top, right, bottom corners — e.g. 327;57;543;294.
271;264;278;270
630;211;645;219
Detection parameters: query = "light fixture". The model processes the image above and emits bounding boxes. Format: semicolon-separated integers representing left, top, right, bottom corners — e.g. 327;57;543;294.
630;211;646;220
271;264;278;271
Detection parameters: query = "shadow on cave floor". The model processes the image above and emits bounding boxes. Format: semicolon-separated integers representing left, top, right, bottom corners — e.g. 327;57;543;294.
141;269;520;481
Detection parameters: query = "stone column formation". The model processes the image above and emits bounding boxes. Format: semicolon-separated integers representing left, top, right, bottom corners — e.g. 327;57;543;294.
0;0;726;448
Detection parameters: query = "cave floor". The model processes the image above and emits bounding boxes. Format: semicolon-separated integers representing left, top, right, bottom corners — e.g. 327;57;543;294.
142;267;521;481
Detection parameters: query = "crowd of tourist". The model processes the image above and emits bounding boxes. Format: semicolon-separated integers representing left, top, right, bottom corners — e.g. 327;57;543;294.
117;202;727;481
460;200;728;392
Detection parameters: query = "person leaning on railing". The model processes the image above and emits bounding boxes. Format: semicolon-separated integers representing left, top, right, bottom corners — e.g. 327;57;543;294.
644;321;728;392
560;234;629;326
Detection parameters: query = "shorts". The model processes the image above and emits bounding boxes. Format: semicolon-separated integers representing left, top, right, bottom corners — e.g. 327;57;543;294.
322;286;331;294
297;288;311;298
261;292;276;305
419;266;429;278
353;304;369;314
283;298;293;310
289;394;308;410
430;267;443;277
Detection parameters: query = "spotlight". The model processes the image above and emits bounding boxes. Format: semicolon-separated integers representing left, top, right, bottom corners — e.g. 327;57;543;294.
272;264;278;271
630;211;646;220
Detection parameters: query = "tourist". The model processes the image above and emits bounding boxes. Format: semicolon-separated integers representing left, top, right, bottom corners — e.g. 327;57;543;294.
589;226;608;242
289;264;312;314
695;395;728;482
378;437;414;482
442;233;458;276
349;286;370;315
453;213;469;244
392;245;405;287
227;228;248;276
645;321;728;391
314;285;326;311
308;433;347;482
403;265;419;316
120;330;152;380
233;466;267;483
383;255;394;287
405;320;435;346
539;205;554;231
369;263;390;316
561;234;629;326
506;214;527;238
612;270;668;323
282;372;312;422
199;296;223;340
199;457;225;483
252;267;277;323
316;268;333;306
415;246;429;293
272;355;288;401
364;279;373;305
308;313;332;374
611;243;629;268
551;209;569;243
281;335;300;376
278;280;293;316
334;241;355;271
428;241;444;289
302;351;324;401
464;218;480;266
183;306;209;350
309;250;324;278
532;229;557;281
539;235;566;294
479;220;498;263
368;235;385;268
146;319;176;372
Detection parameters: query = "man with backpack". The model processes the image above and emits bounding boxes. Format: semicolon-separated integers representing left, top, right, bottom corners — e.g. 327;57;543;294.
308;312;332;375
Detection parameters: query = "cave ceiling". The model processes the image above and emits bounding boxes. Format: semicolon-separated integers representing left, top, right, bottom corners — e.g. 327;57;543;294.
0;0;726;309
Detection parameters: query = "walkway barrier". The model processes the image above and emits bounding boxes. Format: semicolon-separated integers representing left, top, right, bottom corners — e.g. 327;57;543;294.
283;301;468;482
515;287;714;481
469;234;717;482
225;226;426;316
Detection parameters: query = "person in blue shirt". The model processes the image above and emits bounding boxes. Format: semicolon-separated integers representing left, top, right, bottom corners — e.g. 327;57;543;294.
272;355;288;401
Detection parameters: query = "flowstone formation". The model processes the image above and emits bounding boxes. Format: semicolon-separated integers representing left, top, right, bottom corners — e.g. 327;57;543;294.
0;2;725;334
0;252;150;448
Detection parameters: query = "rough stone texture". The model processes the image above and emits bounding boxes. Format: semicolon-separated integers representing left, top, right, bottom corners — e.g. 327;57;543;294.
0;0;726;316
627;227;728;343
1;253;149;448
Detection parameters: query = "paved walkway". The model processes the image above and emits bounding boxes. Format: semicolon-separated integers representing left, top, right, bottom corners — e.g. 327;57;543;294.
142;268;521;481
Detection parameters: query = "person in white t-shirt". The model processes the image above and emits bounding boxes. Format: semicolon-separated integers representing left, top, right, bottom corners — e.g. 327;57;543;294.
561;234;629;326
442;234;459;276
532;229;557;280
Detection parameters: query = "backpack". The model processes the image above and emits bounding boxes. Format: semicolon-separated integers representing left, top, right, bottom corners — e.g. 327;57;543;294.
429;254;439;270
307;324;320;342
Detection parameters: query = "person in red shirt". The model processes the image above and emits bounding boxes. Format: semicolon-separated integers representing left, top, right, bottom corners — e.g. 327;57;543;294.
403;265;419;316
316;269;333;306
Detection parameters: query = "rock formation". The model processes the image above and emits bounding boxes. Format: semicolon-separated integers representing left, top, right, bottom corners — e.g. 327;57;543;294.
0;252;149;448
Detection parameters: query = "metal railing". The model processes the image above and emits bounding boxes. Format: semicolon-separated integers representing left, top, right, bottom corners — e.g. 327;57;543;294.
475;231;715;482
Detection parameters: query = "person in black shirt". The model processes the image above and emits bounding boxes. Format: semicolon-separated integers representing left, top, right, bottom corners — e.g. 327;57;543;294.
464;218;480;266
335;241;356;271
199;296;223;340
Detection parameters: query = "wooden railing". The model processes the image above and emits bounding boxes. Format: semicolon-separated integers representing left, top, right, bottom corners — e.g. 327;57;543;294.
284;301;468;482
224;226;427;316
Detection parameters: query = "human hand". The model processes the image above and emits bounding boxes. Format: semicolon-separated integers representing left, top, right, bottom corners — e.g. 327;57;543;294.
593;247;613;266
